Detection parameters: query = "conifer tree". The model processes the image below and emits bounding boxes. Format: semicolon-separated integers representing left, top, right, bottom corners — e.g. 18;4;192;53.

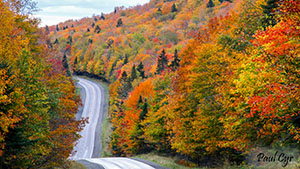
206;0;215;8
45;25;49;34
100;12;105;20
138;95;143;109
116;18;123;27
118;71;132;99
261;0;278;28
123;54;128;65
130;64;137;81
53;38;59;44
56;25;59;31
67;35;72;45
139;100;148;121
137;62;145;78
157;7;162;13
156;49;168;74
62;54;70;76
171;3;177;12
94;25;101;33
74;56;78;65
170;49;180;71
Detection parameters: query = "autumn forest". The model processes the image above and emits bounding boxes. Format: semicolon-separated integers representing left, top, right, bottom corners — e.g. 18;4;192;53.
0;0;299;168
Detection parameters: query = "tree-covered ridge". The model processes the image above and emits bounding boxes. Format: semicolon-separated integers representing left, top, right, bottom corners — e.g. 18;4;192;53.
49;0;239;81
50;0;299;167
0;0;84;168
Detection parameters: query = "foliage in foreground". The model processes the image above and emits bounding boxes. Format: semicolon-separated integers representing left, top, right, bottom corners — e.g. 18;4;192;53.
0;0;84;168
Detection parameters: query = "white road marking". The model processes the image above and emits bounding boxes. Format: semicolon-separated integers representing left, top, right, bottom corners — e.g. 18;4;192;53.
70;78;101;160
83;157;155;169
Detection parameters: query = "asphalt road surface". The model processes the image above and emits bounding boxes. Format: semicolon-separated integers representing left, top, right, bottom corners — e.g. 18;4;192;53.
70;77;166;169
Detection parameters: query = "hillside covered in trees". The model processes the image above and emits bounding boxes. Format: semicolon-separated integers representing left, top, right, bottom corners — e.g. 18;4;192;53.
49;0;299;167
0;0;85;168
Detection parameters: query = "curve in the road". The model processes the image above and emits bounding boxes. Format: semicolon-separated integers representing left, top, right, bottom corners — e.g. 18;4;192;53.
71;78;102;160
71;78;167;169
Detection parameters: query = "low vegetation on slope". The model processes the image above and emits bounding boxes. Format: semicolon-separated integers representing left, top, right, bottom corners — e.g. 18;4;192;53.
49;0;299;167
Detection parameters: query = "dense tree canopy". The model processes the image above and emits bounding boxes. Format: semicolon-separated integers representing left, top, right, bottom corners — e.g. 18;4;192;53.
0;0;84;168
49;0;300;167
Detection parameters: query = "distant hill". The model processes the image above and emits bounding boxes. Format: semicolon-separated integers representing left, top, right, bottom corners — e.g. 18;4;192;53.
48;0;239;81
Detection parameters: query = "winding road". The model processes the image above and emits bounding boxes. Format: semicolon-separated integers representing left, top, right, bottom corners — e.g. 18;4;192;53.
70;77;166;169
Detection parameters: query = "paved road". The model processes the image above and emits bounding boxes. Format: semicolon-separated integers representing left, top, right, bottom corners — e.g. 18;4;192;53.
71;77;103;159
70;78;166;169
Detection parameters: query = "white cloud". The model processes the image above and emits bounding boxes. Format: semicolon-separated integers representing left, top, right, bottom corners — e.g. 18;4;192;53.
36;15;82;26
34;0;150;26
40;6;99;16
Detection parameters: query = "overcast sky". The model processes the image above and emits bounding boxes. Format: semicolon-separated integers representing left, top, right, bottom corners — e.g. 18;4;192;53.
34;0;150;26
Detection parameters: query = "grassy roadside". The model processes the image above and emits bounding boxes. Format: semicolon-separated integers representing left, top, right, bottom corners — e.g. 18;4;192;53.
101;114;113;157
133;152;203;169
132;152;252;169
56;161;86;169
68;161;87;169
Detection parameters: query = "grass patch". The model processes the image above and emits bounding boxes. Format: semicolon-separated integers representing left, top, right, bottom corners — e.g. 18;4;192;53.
133;152;203;169
101;115;113;157
68;161;87;169
132;152;250;169
56;161;86;169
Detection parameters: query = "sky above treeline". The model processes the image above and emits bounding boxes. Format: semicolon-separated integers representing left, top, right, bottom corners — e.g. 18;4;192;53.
34;0;150;26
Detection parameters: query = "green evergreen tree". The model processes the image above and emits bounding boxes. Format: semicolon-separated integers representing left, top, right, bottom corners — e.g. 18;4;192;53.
91;22;95;28
123;54;128;65
56;25;59;31
116;18;123;27
206;0;215;8
156;49;168;74
261;0;278;29
53;38;59;44
139;100;148;121
100;12;105;20
130;64;137;81
45;25;49;34
138;95;144;106
74;56;78;65
171;3;177;12
118;71;132;99
170;49;180;71
67;35;72;45
157;7;162;13
137;61;145;78
87;28;90;32
62;54;70;76
94;25;101;33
